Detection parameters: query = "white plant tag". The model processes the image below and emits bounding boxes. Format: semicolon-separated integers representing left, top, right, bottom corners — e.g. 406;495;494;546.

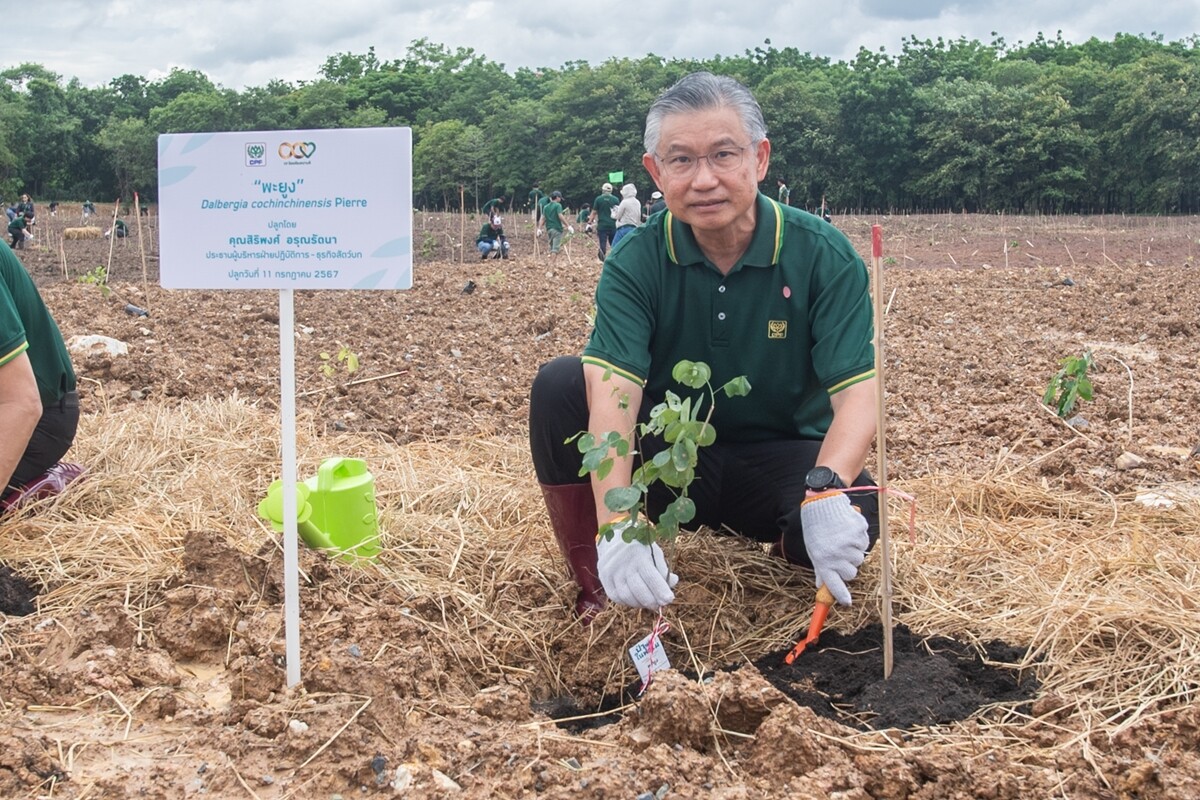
629;629;671;684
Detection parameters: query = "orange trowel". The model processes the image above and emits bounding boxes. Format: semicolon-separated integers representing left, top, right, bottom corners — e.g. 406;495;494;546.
784;584;836;665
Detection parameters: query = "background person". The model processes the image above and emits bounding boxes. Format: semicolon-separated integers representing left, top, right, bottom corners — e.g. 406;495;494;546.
0;243;81;509
589;182;619;261
7;214;28;250
541;191;573;258
529;71;878;621
611;183;641;247
475;211;510;259
647;190;666;216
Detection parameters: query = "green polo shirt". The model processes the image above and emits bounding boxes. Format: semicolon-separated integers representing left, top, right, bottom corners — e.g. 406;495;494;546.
582;192;874;442
0;245;76;406
542;200;564;232
528;188;545;209
592;193;619;231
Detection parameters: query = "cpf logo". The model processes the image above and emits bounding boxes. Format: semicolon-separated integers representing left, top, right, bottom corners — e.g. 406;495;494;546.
278;141;317;160
245;142;267;167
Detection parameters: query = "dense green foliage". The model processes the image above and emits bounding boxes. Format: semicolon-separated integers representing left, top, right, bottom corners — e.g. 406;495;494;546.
3;33;1198;213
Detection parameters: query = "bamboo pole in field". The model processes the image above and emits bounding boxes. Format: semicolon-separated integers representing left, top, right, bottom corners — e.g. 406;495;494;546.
59;236;67;278
105;199;120;281
871;223;894;680
133;192;150;311
459;185;466;265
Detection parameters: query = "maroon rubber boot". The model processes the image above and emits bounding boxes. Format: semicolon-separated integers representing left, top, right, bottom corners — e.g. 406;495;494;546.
539;482;607;624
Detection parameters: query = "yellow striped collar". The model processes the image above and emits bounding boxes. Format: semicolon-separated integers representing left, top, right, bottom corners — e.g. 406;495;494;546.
664;192;785;268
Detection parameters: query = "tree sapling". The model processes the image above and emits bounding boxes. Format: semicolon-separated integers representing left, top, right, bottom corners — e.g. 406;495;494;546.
571;360;750;548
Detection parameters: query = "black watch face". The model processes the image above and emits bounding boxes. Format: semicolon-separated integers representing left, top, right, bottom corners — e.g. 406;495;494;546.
806;466;837;490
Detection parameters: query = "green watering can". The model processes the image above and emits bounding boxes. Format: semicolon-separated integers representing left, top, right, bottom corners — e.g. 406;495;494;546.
258;457;380;563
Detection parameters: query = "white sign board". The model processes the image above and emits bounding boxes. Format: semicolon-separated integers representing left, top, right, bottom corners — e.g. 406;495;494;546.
158;127;412;290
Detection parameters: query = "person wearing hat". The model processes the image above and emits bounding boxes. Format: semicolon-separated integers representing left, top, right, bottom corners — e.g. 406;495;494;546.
528;71;878;623
542;191;573;257
589;182;620;261
611;184;641;247
647;190;666;217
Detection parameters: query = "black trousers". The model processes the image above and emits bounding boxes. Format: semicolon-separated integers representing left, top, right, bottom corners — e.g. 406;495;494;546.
7;390;80;493
528;357;878;566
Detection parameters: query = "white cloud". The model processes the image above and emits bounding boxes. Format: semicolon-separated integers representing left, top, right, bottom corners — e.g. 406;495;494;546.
8;0;1198;90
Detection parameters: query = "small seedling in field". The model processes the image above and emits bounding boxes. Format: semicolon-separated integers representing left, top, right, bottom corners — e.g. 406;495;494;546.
484;269;505;287
571;360;750;547
1043;350;1094;417
419;231;438;258
320;344;360;379
78;265;110;297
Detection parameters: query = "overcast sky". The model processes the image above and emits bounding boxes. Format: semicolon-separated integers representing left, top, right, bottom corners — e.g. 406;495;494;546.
11;1;1199;91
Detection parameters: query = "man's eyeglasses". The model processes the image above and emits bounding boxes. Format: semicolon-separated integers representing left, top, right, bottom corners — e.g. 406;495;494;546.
654;144;752;178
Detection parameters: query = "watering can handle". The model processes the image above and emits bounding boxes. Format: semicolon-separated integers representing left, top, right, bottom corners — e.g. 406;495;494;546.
317;457;369;492
317;458;346;492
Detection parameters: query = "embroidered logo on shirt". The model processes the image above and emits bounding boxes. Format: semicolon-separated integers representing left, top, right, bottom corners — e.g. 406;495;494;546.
768;320;788;339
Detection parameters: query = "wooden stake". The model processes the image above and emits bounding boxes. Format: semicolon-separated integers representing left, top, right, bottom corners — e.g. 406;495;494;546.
105;199;120;281
459;185;466;265
871;224;894;680
59;236;67;278
133;193;150;312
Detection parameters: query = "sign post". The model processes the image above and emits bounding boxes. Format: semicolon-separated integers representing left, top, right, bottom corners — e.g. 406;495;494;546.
158;127;413;686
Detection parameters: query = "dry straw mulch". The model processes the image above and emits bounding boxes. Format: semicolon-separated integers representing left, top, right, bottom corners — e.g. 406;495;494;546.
1;396;1196;753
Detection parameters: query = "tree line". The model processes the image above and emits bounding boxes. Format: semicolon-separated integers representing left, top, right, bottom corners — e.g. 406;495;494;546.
2;32;1198;214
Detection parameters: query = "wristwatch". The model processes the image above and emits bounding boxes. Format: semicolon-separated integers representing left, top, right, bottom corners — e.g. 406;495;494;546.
805;465;846;492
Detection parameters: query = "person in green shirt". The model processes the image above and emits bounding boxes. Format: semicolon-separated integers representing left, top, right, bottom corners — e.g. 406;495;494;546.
0;243;82;511
541;191;573;257
528;71;878;623
588;182;620;261
576;204;591;226
475;213;509;259
528;183;546;229
7;215;28;250
776;177;790;206
481;195;505;215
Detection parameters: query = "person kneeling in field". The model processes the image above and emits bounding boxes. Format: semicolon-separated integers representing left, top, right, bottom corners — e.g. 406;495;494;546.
528;72;879;623
0;244;84;512
475;212;509;260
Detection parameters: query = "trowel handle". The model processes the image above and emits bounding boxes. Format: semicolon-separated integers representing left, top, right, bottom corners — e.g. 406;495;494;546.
816;584;836;607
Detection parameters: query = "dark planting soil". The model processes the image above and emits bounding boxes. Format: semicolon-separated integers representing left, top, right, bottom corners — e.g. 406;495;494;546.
754;623;1037;730
0;564;38;616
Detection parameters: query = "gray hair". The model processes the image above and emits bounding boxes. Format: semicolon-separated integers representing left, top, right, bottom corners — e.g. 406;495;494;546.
643;72;768;156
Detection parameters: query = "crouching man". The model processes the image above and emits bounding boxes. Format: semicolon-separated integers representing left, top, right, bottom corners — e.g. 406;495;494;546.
0;243;83;511
528;72;879;623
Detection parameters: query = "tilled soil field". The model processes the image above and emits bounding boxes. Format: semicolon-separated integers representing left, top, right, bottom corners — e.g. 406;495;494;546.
0;207;1196;798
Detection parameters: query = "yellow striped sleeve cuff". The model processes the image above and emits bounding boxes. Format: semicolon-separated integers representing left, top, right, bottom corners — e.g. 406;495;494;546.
827;369;875;395
580;356;646;387
0;341;29;368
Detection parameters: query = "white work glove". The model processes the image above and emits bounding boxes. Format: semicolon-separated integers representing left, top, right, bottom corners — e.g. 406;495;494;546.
535;228;543;237
800;491;869;606
596;519;678;610
568;225;575;234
